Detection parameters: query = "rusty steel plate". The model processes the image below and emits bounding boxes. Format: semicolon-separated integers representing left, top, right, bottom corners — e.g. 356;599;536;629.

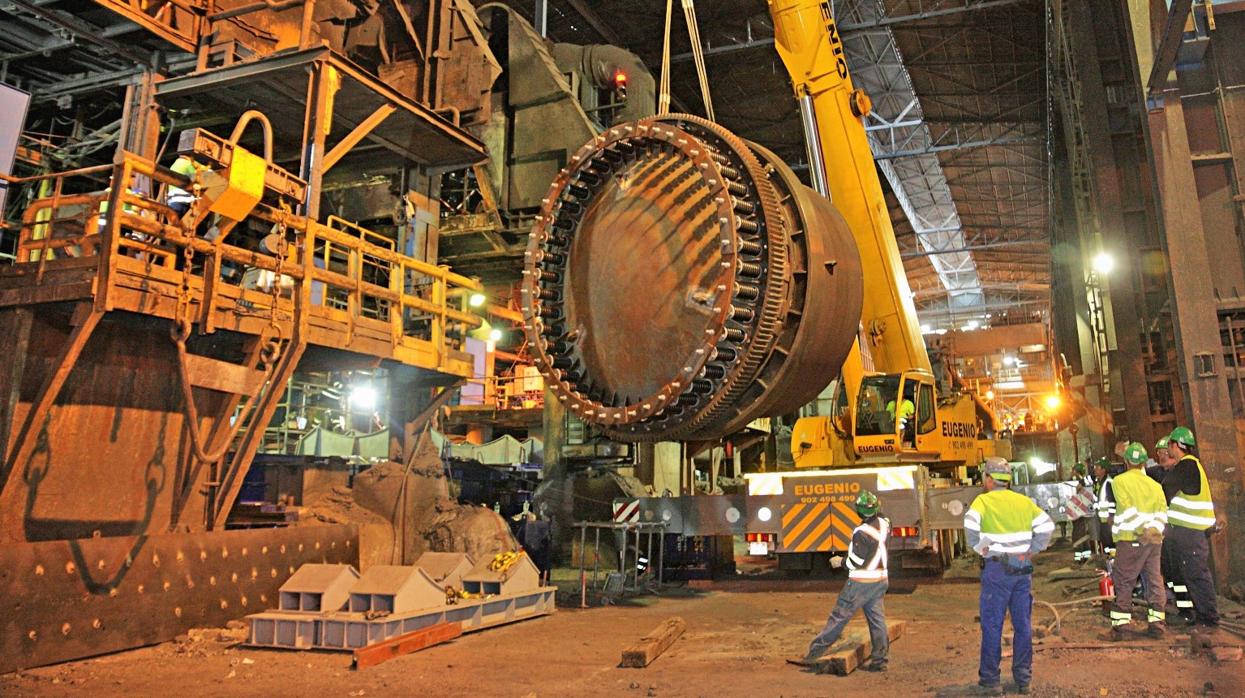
566;147;733;405
0;524;358;673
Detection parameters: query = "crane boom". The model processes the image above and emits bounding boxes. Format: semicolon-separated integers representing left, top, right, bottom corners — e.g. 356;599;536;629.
769;0;931;376
770;0;1005;470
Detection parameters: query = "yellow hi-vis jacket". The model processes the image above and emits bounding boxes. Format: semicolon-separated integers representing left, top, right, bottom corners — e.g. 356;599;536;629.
1109;469;1167;542
1168;455;1215;530
964;488;1054;558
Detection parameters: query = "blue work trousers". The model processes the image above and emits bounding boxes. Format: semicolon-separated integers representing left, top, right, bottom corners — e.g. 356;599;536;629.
806;578;888;664
978;560;1033;688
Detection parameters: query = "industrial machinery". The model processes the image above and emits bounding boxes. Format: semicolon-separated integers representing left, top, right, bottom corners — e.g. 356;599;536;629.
521;114;863;442
760;0;1010;570
532;0;1008;571
0;0;502;673
770;0;1006;474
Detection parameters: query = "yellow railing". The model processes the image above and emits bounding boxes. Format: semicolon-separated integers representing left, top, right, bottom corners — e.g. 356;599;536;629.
326;215;396;251
3;153;483;370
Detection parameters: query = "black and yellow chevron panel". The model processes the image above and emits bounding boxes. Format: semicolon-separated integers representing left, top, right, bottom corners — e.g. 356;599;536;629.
780;500;861;552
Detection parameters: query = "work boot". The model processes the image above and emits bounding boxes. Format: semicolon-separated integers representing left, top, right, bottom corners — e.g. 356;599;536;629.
1147;622;1167;638
861;659;887;672
975;682;1003;696
1098;626;1127;642
1016;684;1031;695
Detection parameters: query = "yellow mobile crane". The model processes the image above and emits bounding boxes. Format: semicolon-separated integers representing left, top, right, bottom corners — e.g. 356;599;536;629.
735;1;1010;572
768;0;1007;472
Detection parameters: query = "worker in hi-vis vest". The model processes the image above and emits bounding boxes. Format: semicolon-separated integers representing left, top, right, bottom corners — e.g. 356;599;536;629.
965;457;1054;696
789;490;890;673
1102;442;1168;641
1162;427;1219;630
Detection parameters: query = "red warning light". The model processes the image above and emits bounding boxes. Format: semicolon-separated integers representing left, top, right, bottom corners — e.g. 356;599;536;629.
614;70;627;87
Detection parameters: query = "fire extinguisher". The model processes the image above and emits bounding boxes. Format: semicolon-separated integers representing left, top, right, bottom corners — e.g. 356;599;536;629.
1099;571;1115;613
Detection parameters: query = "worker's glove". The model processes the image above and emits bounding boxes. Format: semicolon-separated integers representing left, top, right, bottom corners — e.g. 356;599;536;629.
829;556;844;569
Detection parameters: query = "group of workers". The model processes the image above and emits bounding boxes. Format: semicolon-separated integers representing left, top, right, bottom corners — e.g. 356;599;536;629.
791;425;1220;695
1077;428;1221;636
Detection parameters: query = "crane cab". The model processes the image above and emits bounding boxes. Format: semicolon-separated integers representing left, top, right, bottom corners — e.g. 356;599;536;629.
853;371;939;461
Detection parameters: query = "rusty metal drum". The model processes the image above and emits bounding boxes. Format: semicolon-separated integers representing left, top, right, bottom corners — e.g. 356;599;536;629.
522;115;862;441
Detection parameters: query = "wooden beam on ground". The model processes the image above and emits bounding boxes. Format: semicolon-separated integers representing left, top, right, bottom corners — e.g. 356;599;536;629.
352;622;462;670
1045;566;1097;581
620;617;686;668
813;620;906;676
1021;640;1185;653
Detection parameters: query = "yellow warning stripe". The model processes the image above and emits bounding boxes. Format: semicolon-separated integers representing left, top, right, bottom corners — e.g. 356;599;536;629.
782;502;806;528
793;512;836;552
783;502;826;546
781;503;818;551
820;503;856;552
748;472;785;495
877;468;915;491
783;501;861;553
828;502;855;543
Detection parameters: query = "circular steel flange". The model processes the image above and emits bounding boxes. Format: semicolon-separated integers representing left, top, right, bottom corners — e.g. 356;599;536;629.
522;115;862;441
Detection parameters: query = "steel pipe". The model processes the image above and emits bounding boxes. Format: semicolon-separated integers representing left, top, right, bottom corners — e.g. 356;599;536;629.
522;115;863;441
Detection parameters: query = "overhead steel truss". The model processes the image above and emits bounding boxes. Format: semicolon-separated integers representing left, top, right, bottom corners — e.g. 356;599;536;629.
670;0;1029;63
838;0;984;309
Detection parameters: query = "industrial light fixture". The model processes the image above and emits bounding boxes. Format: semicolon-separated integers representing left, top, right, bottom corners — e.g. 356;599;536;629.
488;328;503;343
468;292;486;308
1092;251;1115;275
1029;457;1056;476
613;69;628;94
757;506;772;523
1002;355;1016;367
1044;393;1062;411
985;390;995;400
349;385;377;411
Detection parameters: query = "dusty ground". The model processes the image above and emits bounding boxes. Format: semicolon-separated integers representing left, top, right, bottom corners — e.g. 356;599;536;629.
3;543;1242;697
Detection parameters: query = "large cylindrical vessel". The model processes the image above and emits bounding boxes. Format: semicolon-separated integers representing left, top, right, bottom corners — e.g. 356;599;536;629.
521;115;862;441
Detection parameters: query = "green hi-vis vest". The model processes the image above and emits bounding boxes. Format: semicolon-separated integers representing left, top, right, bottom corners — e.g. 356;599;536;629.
1168;455;1215;530
1109;469;1167;542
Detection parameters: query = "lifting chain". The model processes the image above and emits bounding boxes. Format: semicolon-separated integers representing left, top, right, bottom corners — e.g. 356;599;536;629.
172;241;196;344
166;199;288;465
262;210;290;369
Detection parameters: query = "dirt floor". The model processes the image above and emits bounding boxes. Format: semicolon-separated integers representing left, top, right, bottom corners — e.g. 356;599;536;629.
3;542;1243;697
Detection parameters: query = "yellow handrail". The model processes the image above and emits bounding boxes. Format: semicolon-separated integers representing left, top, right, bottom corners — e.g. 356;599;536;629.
7;152;486;369
326;214;396;251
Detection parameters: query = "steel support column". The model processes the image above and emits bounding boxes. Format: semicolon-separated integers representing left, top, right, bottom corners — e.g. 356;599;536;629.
298;60;334;221
1147;93;1244;581
1066;0;1151;446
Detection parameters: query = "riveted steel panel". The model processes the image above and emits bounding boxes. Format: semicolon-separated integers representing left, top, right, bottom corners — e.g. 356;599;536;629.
0;524;358;673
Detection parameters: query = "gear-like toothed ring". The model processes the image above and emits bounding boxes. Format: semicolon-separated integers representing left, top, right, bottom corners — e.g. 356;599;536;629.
521;115;863;442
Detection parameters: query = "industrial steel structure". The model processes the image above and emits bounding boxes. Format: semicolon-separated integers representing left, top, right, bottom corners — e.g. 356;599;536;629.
0;0;499;672
1;0;1244;680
